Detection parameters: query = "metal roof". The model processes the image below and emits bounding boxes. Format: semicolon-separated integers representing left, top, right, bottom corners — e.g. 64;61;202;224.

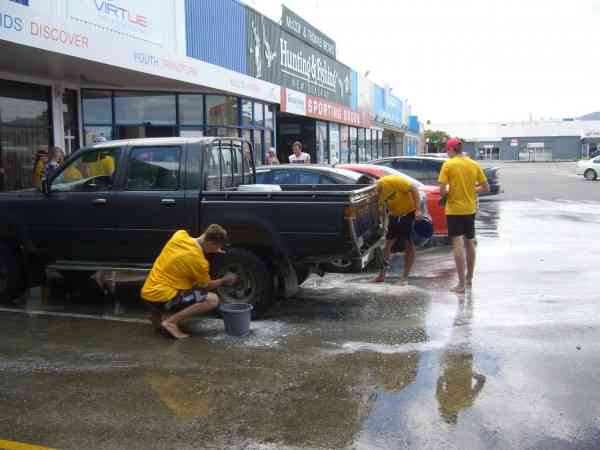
430;120;600;141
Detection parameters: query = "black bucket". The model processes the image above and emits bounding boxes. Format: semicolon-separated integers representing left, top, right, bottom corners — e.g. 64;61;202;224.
220;303;253;337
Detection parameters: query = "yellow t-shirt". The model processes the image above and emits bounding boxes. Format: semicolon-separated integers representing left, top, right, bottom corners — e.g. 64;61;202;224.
32;159;47;189
141;230;211;302
377;175;416;217
63;164;83;182
88;155;116;177
438;156;487;215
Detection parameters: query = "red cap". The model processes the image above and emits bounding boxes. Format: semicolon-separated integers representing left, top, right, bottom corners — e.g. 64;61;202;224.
444;137;462;151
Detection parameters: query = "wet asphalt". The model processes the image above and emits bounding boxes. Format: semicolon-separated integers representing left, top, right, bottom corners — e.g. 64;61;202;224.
2;162;600;450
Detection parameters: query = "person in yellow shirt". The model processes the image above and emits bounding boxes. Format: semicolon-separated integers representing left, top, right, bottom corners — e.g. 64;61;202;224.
438;138;490;293
141;224;238;339
374;175;422;285
31;148;48;189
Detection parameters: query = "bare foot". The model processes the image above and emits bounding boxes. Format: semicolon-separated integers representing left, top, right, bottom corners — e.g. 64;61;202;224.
396;277;408;286
450;285;466;294
373;272;386;283
161;321;190;339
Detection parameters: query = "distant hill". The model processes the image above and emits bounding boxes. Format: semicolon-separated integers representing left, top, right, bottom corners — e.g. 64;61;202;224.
578;112;600;121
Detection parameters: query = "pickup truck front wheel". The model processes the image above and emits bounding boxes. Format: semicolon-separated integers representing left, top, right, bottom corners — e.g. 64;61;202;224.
214;248;273;315
0;242;24;303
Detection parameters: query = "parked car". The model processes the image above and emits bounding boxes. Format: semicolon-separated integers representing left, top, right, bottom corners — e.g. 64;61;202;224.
576;156;600;180
338;164;448;239
370;156;501;196
255;164;434;270
0;138;385;311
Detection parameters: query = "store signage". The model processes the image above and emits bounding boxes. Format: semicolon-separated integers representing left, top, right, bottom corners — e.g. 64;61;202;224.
281;89;369;127
0;0;281;104
245;6;352;106
280;87;306;116
281;6;336;58
67;0;163;44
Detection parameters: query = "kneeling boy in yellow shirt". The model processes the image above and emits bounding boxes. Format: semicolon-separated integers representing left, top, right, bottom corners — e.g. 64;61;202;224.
141;224;238;339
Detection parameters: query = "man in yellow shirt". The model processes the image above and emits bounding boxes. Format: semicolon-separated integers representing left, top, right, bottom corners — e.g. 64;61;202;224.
374;175;422;285
141;224;238;339
438;138;490;293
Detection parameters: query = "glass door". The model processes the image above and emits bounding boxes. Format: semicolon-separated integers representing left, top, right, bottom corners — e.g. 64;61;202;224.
63;89;80;155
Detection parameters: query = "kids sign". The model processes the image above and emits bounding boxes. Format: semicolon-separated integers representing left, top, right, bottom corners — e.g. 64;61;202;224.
68;0;164;45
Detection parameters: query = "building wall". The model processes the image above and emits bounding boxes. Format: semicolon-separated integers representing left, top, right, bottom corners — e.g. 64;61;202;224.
185;0;246;74
465;136;581;160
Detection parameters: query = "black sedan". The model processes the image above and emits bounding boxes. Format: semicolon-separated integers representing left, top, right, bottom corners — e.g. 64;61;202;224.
370;156;501;195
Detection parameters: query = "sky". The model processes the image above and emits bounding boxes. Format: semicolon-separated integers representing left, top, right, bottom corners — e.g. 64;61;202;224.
246;0;600;124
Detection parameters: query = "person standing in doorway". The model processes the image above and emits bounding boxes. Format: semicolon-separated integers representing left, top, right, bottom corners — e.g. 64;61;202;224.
42;147;65;184
266;148;280;165
438;138;490;293
288;141;310;164
374;174;423;286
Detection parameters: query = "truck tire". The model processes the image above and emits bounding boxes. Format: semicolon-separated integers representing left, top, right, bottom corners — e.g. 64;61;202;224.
0;242;24;303
213;248;273;316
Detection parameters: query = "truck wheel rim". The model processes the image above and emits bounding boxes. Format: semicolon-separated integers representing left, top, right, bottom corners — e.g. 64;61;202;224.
218;263;257;305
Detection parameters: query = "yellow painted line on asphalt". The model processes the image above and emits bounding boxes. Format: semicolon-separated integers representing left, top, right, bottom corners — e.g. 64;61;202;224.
0;439;58;450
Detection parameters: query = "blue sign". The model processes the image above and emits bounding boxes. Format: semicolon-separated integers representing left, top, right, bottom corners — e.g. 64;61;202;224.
9;0;29;6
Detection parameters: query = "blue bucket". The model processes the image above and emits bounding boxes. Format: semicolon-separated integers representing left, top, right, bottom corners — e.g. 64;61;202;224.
219;303;253;337
412;217;434;246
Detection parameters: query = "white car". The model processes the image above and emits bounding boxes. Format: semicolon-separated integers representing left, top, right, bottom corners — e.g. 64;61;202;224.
576;156;600;180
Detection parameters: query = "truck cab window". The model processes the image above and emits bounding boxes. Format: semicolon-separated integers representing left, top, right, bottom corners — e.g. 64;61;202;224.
127;146;181;190
52;148;121;192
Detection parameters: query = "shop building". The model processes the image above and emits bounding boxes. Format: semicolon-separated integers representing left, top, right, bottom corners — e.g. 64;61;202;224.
433;120;600;161
0;0;279;191
0;0;422;191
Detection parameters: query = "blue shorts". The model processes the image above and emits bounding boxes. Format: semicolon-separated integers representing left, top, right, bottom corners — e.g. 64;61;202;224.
144;289;208;313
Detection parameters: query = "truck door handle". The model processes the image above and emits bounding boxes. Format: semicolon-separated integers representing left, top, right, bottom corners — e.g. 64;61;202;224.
161;198;176;206
92;198;107;205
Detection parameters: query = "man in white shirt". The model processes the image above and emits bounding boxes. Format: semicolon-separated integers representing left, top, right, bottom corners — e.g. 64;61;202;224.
288;141;311;164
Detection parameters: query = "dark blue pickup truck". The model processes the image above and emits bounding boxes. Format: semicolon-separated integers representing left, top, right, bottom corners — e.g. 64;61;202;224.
0;137;384;310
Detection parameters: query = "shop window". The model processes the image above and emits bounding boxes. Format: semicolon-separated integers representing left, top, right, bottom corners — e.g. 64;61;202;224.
265;104;274;130
114;92;176;125
254;103;264;128
264;131;273;163
206;95;239;126
329;123;340;165
206;127;239;138
127;146;180;190
179;94;204;125
241;99;253;126
84;126;112;146
82;90;112;125
350;127;358;163
252;129;263;166
316;121;328;164
358;128;367;162
0;80;52;191
340;126;350;163
52;148;121;193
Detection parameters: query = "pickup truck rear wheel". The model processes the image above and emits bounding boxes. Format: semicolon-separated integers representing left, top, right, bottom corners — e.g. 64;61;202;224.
0;242;24;303
214;248;273;315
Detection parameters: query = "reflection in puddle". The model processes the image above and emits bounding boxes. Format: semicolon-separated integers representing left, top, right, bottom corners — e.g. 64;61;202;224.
436;294;486;424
